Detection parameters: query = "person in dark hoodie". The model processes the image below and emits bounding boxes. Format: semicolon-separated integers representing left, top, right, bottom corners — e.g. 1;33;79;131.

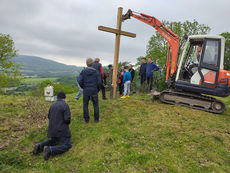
139;57;147;85
118;66;125;96
77;58;101;123
32;92;72;161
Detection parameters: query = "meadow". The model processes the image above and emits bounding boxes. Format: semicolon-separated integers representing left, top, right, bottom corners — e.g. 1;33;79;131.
22;78;58;85
0;93;230;172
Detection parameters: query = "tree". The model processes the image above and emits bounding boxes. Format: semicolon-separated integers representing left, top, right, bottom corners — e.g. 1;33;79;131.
220;32;230;70
146;20;211;71
31;80;76;96
0;34;21;89
118;61;130;69
142;20;211;90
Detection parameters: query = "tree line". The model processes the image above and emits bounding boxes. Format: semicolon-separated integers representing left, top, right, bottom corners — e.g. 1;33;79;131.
0;20;230;92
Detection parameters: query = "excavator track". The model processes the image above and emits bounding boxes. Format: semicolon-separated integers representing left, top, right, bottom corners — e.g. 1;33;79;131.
159;90;225;114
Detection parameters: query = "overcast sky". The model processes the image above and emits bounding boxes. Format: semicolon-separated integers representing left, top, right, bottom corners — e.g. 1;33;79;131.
0;0;229;66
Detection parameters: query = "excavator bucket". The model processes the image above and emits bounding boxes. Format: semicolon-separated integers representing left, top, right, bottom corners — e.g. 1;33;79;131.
149;89;161;99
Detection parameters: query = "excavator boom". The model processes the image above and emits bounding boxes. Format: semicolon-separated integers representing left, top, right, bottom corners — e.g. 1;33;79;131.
123;9;180;81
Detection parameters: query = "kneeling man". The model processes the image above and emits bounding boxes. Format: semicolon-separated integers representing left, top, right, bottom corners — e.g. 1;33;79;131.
32;92;72;161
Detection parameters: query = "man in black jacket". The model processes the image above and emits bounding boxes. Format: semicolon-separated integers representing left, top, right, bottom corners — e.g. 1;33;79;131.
93;58;104;80
139;57;147;85
77;58;101;123
32;92;72;161
93;58;106;99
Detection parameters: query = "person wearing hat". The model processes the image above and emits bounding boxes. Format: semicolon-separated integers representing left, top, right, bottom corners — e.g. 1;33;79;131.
32;91;72;161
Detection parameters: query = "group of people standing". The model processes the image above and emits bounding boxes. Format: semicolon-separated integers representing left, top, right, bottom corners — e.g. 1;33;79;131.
139;57;160;91
118;64;135;98
32;56;160;161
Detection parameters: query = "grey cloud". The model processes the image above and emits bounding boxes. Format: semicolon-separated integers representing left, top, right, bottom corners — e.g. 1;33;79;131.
0;0;229;66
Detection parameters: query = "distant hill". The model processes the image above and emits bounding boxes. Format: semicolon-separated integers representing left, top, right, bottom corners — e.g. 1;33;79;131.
13;55;82;77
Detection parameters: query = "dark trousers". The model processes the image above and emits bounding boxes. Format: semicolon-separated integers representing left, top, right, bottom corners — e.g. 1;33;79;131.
39;137;72;155
83;94;99;122
119;82;124;96
147;77;153;91
101;85;106;99
140;75;146;85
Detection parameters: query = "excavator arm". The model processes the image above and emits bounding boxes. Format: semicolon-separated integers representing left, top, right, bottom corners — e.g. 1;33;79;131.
122;9;180;81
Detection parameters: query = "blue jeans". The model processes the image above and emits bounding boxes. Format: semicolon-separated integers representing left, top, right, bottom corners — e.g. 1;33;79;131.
76;82;83;100
39;137;72;155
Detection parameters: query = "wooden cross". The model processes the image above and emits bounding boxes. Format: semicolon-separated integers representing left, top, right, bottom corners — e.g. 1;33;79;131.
98;7;136;98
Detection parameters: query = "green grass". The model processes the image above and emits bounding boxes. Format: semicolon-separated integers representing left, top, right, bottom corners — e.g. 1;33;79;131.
22;77;57;85
0;93;230;172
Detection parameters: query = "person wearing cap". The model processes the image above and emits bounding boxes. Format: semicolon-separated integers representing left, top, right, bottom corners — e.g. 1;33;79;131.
32;92;72;161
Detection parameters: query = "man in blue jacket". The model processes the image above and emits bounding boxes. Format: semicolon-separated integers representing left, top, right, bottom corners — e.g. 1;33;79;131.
77;58;101;123
146;57;160;91
32;92;72;161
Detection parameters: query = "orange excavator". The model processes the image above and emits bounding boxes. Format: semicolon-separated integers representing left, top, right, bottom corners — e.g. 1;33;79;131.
123;9;230;113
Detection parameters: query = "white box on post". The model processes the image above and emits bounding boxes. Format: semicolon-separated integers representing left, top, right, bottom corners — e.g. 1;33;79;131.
44;86;56;101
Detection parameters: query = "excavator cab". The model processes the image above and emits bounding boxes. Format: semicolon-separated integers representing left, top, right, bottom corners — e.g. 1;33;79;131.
176;35;230;97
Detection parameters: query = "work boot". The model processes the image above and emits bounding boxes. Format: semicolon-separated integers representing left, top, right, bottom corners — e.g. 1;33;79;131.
43;146;51;161
32;143;41;155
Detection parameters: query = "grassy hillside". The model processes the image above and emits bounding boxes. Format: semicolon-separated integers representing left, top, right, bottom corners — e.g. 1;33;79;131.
13;55;82;77
0;94;230;172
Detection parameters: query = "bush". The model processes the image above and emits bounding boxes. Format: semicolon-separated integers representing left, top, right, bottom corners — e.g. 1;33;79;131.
30;80;76;96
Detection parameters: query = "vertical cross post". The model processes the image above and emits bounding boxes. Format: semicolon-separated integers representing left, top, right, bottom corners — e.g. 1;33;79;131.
112;7;122;98
98;7;136;98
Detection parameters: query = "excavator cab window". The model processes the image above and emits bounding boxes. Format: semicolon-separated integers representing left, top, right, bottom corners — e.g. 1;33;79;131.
201;40;219;67
197;38;221;86
179;41;203;81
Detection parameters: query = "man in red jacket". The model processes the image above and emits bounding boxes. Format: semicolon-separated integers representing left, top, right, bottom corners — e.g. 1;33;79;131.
93;58;106;99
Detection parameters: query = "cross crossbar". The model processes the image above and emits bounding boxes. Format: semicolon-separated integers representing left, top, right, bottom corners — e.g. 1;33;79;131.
98;26;136;38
